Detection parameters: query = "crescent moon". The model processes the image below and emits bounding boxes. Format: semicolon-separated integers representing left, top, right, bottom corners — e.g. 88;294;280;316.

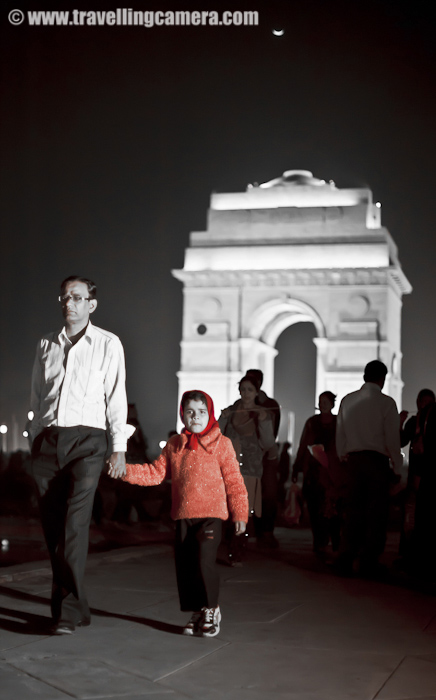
272;28;284;36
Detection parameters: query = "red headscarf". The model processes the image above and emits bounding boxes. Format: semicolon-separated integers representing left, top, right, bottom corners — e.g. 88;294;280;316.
180;390;217;450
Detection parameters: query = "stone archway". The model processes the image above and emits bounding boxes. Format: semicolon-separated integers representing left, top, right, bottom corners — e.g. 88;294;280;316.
172;170;412;414
240;296;326;400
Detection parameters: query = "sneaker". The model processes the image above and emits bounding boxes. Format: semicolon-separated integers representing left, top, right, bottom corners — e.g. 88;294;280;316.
183;611;202;636
200;606;221;637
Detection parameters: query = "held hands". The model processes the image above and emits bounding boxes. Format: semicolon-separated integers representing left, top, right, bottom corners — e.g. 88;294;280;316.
235;521;246;536
107;451;126;478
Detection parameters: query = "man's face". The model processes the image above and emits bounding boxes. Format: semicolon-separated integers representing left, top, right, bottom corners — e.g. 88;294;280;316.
182;399;209;433
60;281;97;326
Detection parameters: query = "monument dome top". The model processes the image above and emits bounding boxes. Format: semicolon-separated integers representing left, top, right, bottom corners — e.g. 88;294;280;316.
259;170;331;189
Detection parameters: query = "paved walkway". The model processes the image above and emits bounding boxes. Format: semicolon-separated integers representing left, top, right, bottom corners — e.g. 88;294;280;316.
1;526;436;700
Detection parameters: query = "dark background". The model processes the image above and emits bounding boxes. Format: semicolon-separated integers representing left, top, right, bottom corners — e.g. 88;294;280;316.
2;0;436;453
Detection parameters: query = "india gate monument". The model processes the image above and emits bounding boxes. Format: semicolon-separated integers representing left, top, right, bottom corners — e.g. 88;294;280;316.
172;170;412;428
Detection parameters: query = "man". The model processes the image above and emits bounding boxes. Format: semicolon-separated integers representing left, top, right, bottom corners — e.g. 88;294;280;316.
335;360;402;576
246;369;281;548
30;276;128;634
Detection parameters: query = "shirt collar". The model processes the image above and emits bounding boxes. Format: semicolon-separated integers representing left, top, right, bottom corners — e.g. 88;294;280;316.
58;320;94;346
362;381;382;393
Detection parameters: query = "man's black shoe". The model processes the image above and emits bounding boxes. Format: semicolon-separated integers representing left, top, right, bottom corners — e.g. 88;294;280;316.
77;618;91;627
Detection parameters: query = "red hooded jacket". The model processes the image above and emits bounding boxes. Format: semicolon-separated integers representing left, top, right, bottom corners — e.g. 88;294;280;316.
123;422;249;523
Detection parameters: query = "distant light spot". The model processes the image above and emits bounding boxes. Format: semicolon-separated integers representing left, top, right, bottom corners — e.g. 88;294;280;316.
272;28;284;36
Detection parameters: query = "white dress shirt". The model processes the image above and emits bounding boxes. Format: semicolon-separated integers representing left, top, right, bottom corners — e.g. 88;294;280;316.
30;321;128;452
336;382;402;472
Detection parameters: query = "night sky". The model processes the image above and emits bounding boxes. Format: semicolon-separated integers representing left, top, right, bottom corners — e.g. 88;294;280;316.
2;0;436;453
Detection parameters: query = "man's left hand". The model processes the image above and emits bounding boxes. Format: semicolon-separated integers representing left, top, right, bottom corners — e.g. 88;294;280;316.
107;452;126;478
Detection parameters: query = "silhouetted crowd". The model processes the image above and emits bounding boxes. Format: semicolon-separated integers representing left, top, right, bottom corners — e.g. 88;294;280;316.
216;360;436;586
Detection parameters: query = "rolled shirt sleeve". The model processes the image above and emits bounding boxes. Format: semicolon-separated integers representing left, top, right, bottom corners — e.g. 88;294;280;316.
104;336;128;452
335;403;347;462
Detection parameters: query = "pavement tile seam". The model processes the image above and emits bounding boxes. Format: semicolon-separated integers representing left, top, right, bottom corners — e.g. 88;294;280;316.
155;643;404;700
0;635;54;654
0;568;52;585
7;655;173;695
0;545;174;586
4;661;76;699
7;652;230;696
423;612;436;633
153;642;232;683
373;654;436;700
268;604;305;624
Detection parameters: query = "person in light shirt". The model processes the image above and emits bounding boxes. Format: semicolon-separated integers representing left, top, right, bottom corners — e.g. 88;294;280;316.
30;276;128;635
335;360;402;577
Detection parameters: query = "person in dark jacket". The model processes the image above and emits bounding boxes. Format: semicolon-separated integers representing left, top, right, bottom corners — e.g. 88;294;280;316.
292;391;343;555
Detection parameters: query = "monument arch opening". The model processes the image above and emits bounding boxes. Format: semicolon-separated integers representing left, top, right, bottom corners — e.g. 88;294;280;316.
274;321;317;446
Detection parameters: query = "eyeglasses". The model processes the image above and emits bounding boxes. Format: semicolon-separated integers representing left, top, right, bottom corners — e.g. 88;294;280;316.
58;294;91;304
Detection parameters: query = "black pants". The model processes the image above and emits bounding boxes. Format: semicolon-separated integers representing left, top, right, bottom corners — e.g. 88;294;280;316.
31;426;107;624
303;480;330;551
339;451;390;567
175;518;221;612
260;456;279;535
411;472;436;579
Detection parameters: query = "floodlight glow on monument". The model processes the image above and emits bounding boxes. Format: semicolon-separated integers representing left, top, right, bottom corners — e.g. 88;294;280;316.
184;244;389;271
172;170;412;415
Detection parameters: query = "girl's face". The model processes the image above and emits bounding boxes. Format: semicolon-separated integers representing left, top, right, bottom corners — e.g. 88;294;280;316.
239;380;258;408
183;399;209;433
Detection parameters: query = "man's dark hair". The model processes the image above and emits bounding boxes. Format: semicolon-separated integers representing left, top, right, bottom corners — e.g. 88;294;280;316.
60;276;97;300
181;391;207;410
363;360;388;383
246;369;263;386
319;390;336;406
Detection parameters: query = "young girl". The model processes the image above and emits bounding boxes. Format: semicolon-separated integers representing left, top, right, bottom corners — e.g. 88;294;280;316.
114;390;248;637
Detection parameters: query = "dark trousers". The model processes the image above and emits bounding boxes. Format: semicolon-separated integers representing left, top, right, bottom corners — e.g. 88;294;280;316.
303;480;330;552
411;472;436;579
31;426;107;624
260;456;279;534
339;451;390;567
175;518;221;612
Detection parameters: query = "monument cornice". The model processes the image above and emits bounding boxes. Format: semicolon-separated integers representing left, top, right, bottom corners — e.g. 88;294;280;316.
172;267;412;295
